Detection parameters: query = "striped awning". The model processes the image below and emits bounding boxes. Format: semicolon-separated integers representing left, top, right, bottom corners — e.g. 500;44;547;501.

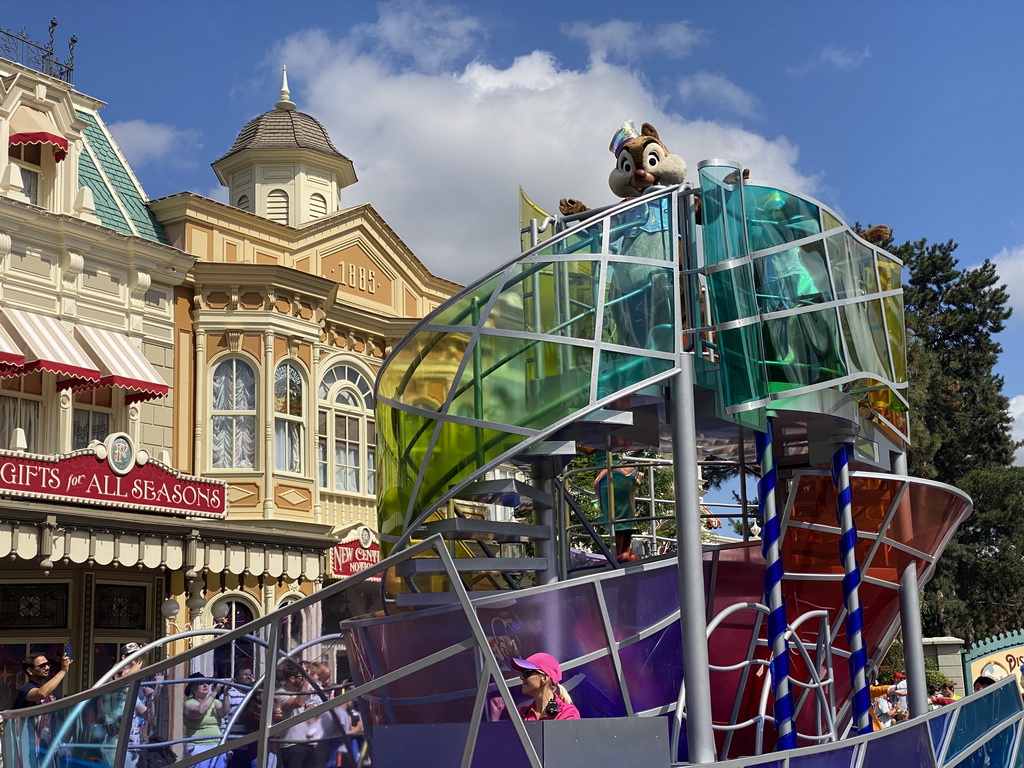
0;324;25;375
0;308;100;381
74;324;169;402
9;106;68;162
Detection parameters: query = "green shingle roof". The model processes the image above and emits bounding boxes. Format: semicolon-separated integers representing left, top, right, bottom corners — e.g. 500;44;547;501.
75;110;168;244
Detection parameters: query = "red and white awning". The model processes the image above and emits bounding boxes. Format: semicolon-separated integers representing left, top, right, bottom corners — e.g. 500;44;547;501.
0;324;25;375
74;324;169;403
9;106;68;162
0;308;100;381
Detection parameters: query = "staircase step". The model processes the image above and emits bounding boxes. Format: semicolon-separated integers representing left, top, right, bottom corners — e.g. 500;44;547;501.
394;557;547;576
419;518;551;543
454;478;554;508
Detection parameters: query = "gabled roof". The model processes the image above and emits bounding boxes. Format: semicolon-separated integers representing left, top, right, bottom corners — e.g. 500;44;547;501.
75;109;168;244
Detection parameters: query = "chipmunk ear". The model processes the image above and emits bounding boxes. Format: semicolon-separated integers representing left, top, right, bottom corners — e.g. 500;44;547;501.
640;123;660;141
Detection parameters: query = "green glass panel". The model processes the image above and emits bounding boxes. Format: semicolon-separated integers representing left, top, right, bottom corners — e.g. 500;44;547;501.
609;195;673;261
538;218;605;257
761;307;846;392
598;351;673;398
884;293;908;383
828;232;879;299
754;240;834;313
745;185;822;251
822;209;843;232
877;255;902;292
377;329;471;410
495;260;600;340
448;334;592;431
602;263;676;350
838;299;892;380
412;422;525;525
716;325;769;407
700;165;748;267
376;404;438;547
430;274;501;326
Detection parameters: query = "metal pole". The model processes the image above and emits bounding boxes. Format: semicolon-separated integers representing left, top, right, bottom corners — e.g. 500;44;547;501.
672;361;716;763
532;458;559;585
899;563;929;718
756;419;796;749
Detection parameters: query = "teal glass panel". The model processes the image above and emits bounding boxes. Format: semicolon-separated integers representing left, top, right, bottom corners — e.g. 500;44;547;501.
603;263;676;350
957;721;1017;768
448;335;592;431
538;218;605;257
495;260;600;340
947;683;1023;761
598;351;673;399
700;165;748;267
754;240;834;313
761;307;846;392
839;299;892;380
430;273;501;326
706;264;758;324
609;195;673;261
929;711;953;762
884;293;908;383
716;325;769;407
829;232;880;299
746;185;822;251
877;255;903;292
377;329;471;409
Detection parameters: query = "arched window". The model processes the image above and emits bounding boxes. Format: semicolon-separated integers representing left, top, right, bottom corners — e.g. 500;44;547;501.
211;597;256;679
317;363;375;495
274;362;304;473
237;194;250;211
211;358;257;469
309;193;327;219
267;189;289;225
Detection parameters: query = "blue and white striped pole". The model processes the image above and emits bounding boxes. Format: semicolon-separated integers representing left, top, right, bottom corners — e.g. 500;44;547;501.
757;419;796;750
831;441;872;735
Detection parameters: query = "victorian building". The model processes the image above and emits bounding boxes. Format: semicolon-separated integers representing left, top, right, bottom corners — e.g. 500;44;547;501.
0;31;456;701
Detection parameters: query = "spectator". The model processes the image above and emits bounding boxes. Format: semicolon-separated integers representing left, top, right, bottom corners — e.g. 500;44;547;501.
274;660;316;768
14;651;71;708
510;653;580;721
223;667;256;768
594;453;643;563
974;675;996;692
114;643;156;768
183;673;231;768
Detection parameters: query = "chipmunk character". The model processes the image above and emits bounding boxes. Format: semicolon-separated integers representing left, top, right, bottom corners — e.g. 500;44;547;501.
559;121;688;216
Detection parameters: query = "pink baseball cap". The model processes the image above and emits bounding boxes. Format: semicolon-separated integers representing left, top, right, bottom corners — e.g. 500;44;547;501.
511;653;563;684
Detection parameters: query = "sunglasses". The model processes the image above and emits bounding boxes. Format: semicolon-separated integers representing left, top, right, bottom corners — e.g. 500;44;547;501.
33;663;51;669
519;670;543;680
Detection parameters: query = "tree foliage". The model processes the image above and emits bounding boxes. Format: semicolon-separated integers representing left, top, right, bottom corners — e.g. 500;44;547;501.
889;236;1023;643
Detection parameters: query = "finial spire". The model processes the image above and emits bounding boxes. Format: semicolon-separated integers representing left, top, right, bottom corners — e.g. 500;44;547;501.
275;65;296;112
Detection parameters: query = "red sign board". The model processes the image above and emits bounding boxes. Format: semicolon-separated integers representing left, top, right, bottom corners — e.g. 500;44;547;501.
331;539;381;578
0;433;227;518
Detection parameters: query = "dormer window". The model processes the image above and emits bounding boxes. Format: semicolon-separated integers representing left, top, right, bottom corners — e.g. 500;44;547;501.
7;105;68;209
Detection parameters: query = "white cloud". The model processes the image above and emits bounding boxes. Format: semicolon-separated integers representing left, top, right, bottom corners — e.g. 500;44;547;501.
355;0;485;71
563;20;703;63
992;246;1024;316
788;46;871;76
107;119;201;168
678;72;760;119
275;8;818;284
1009;395;1024;465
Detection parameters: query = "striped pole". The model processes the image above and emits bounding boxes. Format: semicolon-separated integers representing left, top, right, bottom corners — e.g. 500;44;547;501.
756;420;796;750
831;442;871;735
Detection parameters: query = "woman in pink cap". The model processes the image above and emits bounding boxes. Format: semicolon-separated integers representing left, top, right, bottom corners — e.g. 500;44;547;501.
511;653;580;720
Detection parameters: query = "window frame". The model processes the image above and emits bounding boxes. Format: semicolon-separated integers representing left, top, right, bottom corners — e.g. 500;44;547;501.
273;360;307;476
317;362;376;498
210;355;259;471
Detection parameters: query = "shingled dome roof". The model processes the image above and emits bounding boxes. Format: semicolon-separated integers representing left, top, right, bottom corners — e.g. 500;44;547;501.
216;108;350;164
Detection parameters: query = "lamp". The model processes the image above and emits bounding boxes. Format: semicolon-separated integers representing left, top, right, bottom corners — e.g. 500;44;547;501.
161;598;181;620
210;600;230;621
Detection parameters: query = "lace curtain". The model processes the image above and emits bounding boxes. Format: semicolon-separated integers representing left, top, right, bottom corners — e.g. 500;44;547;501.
212;360;256;469
0;395;39;453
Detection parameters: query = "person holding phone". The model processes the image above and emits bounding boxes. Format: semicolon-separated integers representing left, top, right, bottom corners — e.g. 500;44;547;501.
183;673;232;768
14;650;72;708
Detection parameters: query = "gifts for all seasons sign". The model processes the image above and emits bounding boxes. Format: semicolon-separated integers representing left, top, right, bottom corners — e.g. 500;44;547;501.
0;432;227;518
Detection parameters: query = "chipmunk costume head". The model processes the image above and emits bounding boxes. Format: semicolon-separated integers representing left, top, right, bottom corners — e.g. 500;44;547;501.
608;121;687;198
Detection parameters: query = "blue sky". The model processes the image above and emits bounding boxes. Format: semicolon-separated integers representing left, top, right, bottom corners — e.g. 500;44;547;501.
20;1;1024;463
